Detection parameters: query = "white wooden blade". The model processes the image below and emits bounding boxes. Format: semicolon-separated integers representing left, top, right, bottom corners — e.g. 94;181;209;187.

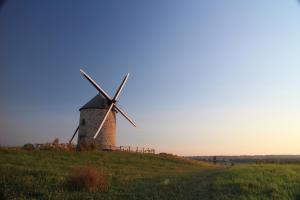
80;69;112;101
114;104;137;127
69;125;79;144
93;103;114;139
113;73;129;101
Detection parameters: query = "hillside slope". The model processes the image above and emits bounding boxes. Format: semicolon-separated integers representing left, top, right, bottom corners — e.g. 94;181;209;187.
1;149;300;200
0;149;217;200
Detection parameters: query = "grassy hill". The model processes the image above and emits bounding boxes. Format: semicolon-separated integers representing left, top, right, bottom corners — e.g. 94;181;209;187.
1;149;300;200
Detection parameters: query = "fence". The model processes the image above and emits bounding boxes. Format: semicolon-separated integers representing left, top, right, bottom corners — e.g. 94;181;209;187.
119;146;155;154
103;145;155;154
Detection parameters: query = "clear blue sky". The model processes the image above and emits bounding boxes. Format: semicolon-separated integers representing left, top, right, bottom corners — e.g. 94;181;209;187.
1;1;300;156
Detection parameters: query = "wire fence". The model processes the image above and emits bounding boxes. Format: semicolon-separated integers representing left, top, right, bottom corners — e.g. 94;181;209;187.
103;145;155;154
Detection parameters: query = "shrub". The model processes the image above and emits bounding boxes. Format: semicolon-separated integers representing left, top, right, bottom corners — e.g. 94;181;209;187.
22;143;34;151
52;138;59;146
66;143;76;151
78;140;100;151
39;143;53;150
66;166;108;191
159;152;175;158
159;152;179;159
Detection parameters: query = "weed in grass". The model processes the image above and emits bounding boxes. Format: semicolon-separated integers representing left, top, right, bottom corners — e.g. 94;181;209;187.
66;166;108;192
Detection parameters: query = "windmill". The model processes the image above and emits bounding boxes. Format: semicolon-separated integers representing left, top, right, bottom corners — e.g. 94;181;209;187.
69;69;136;150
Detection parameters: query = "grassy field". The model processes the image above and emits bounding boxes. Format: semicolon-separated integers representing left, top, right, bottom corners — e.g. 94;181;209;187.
1;149;300;200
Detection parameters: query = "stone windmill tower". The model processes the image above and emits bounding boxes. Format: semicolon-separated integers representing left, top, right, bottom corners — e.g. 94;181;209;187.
69;69;136;150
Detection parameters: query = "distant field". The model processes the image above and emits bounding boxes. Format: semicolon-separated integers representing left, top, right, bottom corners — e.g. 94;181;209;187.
191;155;300;164
1;149;300;200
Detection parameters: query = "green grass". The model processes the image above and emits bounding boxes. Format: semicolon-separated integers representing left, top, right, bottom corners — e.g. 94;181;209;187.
211;164;300;200
1;149;300;200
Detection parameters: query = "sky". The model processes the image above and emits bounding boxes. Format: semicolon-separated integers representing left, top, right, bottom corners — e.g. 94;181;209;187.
0;1;300;156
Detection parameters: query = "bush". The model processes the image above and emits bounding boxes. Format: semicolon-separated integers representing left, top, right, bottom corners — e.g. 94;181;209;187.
66;143;76;151
78;140;100;151
52;138;59;146
39;143;53;151
23;143;34;151
66;166;108;191
159;152;179;159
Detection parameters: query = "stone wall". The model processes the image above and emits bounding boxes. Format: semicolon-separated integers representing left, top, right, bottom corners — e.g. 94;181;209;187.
78;109;116;150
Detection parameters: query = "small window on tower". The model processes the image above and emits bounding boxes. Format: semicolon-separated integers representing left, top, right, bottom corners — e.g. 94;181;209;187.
81;119;85;126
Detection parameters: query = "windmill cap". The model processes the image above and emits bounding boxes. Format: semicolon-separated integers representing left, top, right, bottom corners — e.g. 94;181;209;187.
79;93;114;110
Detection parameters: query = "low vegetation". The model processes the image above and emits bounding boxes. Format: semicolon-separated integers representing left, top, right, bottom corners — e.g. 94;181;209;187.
1;149;300;199
67;166;107;191
21;139;76;151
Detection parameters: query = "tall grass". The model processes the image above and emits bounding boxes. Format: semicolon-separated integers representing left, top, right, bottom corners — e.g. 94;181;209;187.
67;166;107;191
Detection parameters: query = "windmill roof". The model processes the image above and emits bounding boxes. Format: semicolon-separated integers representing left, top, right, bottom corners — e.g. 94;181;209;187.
79;93;111;110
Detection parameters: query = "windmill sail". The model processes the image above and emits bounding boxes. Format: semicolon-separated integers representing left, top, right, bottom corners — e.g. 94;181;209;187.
76;69;136;143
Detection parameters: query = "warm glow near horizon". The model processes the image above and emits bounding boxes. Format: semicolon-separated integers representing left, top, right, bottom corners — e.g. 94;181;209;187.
133;105;300;156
